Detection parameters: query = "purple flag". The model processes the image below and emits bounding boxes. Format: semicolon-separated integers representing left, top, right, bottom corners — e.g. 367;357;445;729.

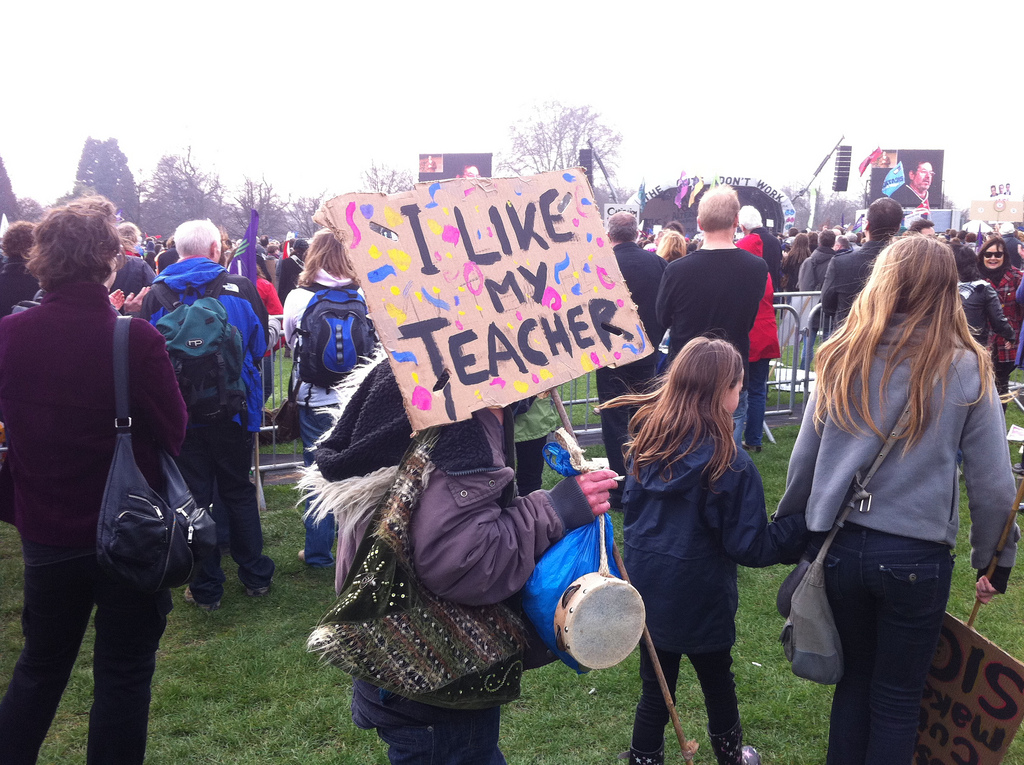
235;208;259;284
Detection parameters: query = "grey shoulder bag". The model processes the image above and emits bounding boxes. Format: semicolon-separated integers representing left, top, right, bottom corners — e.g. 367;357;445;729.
779;403;912;685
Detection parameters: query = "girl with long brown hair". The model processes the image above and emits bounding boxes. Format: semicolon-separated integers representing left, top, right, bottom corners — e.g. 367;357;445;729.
776;235;1017;765
605;337;807;765
780;233;811;291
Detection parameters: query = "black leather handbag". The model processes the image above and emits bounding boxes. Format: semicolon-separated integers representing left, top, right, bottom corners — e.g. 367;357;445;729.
96;316;217;593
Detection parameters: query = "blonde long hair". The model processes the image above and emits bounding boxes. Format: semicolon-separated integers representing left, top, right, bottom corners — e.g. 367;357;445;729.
298;229;357;287
813;235;991;445
600;337;742;486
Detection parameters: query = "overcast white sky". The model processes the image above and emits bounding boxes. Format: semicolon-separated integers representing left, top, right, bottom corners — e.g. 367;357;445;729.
3;0;1021;216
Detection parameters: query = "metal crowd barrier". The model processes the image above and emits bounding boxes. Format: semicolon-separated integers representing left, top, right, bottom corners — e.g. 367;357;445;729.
256;297;827;473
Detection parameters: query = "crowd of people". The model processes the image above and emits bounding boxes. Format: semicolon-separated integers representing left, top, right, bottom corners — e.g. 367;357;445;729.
0;185;1018;765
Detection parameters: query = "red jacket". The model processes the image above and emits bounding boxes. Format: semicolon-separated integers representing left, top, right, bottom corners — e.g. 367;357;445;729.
737;234;781;362
0;282;187;546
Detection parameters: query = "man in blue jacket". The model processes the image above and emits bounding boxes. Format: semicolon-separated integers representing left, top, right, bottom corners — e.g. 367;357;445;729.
140;219;274;611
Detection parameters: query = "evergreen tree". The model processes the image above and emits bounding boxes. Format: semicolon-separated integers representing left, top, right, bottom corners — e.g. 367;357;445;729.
75;137;140;222
0;154;20;223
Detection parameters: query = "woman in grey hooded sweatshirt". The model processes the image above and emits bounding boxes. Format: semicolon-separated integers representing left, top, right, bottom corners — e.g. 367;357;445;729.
776;235;1018;765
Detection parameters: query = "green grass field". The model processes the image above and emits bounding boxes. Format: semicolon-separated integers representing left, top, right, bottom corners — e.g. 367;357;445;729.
2;407;1024;763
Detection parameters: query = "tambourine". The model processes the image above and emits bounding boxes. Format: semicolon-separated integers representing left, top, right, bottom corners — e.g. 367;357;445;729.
553;517;645;670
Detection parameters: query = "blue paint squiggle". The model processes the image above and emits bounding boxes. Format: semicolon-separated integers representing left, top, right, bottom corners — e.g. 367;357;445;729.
562;173;576;182
367;264;397;283
571;284;582;296
392;351;418;363
421;290;451;311
425;182;441;209
553;253;571;285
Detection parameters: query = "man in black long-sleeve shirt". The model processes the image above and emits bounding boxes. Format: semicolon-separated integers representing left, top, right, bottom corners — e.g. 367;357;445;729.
597;212;666;507
655;186;767;444
820;197;902;326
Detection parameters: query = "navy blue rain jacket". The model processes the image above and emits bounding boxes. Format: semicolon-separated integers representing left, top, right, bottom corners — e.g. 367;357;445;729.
623;440;808;654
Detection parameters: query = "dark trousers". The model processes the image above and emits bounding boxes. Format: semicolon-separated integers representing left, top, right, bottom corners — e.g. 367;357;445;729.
596;363;658;506
0;554;171;764
993;357;1015;405
515;436;547;495
376;705;505;765
631;646;739;753
174;421;274;603
816;525;953;765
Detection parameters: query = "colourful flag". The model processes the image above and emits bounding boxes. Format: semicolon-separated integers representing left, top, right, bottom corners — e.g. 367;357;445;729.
234;208;259;284
882;163;905;197
688;177;705;207
850;214;865;233
674;171;690;208
859;147;882;176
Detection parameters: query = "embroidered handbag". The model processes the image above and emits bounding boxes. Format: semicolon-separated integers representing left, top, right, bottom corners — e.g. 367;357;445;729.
308;427;527;710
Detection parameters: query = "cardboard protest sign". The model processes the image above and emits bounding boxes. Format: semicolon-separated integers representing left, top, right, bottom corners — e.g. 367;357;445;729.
916;613;1024;764
314;170;651;429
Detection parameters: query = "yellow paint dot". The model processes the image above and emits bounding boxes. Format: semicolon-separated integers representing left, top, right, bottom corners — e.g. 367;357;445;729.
458;310;466;316
507;322;514;331
513;381;529;393
412;373;419;384
580;355;595;373
457;286;465;292
414;292;423;302
474;390;482;400
390;286;400;295
427;219;443;235
442;207;449;216
475;205;479;212
593;286;599;293
385;302;407;325
588;254;593;260
476;305;483;311
432;286;441;294
445;252;453;259
573;271;580;278
384;207;404;228
369;245;382;259
539;369;554;380
388;249;411;271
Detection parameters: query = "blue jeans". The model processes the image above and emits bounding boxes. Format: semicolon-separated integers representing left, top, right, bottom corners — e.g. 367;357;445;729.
814;524;953;765
0;555;171;764
299;405;337;567
731;389;748;449
175;422;275;603
743;359;771;447
376;706;505;764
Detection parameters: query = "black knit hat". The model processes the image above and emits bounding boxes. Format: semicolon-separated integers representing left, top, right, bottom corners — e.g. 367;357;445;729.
315;361;494;482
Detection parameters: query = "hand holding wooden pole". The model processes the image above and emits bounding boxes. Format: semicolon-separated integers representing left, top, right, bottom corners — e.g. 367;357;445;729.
967;476;1024;628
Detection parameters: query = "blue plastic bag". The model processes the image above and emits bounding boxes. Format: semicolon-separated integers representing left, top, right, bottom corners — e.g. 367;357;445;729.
523;514;622;673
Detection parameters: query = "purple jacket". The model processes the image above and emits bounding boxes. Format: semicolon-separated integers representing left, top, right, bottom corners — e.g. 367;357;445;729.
0;281;187;547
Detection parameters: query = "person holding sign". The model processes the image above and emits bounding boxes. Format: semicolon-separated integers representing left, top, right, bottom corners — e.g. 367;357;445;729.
302;355;618;763
775;235;1018;765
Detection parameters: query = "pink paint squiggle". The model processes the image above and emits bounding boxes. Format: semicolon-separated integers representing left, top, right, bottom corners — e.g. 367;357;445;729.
596;266;615;289
542;287;562;310
490;378;506;388
345;202;361;249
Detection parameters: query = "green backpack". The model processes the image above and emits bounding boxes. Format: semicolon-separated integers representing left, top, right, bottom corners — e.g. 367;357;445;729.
155;273;246;424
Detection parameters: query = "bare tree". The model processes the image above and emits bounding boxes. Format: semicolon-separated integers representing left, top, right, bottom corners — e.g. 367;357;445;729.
780;186;860;231
500;102;621;177
138;148;228;236
359;161;414;194
15;197;45;223
286;193;327;238
230;176;288;237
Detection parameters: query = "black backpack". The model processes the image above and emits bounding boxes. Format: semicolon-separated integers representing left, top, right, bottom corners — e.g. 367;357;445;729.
153;273;247;424
296;285;376;389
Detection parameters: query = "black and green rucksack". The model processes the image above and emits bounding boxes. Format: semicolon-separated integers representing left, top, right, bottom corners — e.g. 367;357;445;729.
154;273;246;424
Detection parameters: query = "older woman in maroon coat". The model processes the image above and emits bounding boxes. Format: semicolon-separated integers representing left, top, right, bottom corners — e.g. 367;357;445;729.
0;197;187;764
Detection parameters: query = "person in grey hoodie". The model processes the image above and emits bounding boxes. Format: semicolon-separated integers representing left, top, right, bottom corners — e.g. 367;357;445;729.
776;235;1018;765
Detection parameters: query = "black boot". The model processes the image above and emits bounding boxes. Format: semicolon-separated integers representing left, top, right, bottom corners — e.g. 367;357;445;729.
708;720;761;765
627;742;664;765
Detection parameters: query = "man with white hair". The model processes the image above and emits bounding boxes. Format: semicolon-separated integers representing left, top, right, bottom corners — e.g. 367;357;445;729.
140;219;274;611
737;206;782;290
